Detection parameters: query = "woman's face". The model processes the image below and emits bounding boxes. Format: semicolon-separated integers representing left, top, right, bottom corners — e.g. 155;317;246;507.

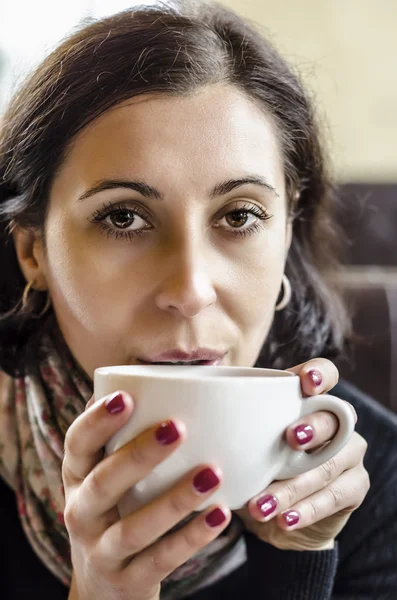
19;85;291;379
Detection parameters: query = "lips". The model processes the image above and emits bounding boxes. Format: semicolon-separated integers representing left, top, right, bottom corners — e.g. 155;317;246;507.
137;348;226;366
138;359;223;366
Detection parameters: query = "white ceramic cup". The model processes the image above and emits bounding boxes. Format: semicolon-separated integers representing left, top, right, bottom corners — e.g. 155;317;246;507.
94;365;355;515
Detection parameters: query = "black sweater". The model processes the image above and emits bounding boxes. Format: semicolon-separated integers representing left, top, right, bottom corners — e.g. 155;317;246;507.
1;380;397;600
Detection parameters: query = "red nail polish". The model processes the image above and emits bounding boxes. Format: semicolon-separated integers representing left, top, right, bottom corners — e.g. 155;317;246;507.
256;494;277;517
205;507;227;527
193;468;220;493
155;420;180;445
294;424;314;445
308;369;322;386
105;392;125;415
282;510;300;527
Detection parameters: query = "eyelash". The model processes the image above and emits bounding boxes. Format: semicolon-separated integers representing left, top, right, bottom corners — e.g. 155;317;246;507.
88;200;273;241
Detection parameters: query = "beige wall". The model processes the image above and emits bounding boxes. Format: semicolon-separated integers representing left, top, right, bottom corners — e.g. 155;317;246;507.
223;0;397;182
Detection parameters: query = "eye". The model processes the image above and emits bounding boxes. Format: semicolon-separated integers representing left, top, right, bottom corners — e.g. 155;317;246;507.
214;204;273;237
220;208;257;229
88;201;153;241
106;208;147;231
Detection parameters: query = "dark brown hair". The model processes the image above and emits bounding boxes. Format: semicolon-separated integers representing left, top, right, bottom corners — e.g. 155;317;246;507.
0;0;349;377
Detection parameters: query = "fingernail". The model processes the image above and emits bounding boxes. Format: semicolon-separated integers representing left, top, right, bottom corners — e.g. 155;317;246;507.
256;494;277;518
155;420;180;445
308;369;322;386
282;510;300;527
193;468;220;493
294;424;314;445
205;507;227;528
105;392;125;415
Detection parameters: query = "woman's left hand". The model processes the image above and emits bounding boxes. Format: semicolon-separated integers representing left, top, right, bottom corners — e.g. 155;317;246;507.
234;359;370;551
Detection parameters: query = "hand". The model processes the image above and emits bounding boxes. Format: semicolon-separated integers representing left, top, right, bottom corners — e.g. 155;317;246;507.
63;391;231;600
235;359;370;551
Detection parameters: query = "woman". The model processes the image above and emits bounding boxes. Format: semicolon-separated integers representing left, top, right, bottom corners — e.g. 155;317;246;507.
0;2;396;599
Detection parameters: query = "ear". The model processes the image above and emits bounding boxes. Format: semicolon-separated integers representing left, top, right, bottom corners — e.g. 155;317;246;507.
285;218;293;256
12;226;48;290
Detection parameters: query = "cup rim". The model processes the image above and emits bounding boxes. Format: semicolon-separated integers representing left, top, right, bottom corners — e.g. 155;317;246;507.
94;365;297;381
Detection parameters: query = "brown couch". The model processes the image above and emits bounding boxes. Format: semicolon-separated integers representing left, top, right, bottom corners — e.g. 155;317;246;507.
337;274;397;413
336;183;397;413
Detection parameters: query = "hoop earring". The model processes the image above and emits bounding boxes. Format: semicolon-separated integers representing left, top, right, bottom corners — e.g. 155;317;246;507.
22;279;51;318
275;274;292;311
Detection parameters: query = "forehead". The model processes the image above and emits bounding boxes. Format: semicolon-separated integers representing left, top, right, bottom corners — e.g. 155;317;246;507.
57;85;285;193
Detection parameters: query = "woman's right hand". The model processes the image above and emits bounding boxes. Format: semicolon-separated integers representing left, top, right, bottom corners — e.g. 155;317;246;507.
62;391;231;600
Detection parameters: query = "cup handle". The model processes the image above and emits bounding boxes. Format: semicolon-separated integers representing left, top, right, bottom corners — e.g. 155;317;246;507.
276;394;355;480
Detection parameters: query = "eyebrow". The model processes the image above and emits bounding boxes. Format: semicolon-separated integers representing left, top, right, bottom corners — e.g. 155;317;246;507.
77;175;279;202
209;176;279;199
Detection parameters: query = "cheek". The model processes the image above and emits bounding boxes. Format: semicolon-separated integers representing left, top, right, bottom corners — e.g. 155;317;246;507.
221;230;287;327
44;218;150;331
233;261;283;326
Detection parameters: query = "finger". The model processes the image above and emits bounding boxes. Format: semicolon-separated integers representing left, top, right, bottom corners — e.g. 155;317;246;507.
248;432;367;522
62;391;134;488
99;464;224;565
285;410;340;451
286;397;358;452
276;464;370;531
286;358;339;396
85;396;95;411
74;418;187;529
126;503;231;593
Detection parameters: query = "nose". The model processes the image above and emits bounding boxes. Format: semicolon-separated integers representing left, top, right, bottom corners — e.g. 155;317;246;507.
155;245;217;318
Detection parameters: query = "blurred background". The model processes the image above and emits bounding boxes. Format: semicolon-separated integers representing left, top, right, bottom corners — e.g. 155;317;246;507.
1;0;396;409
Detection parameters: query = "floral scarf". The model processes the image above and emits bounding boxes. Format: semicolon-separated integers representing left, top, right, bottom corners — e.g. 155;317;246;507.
0;323;246;598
